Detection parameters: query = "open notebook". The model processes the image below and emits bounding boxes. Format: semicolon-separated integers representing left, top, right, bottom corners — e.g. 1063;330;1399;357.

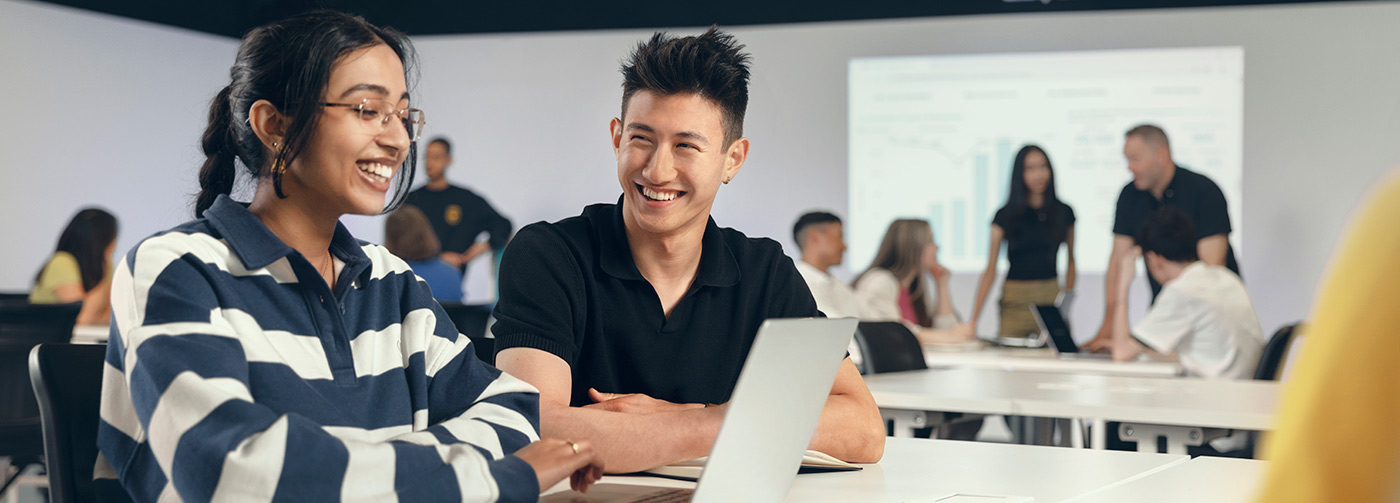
641;450;861;481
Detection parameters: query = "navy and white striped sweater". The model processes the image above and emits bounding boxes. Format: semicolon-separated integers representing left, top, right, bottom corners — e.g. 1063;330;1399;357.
96;195;541;503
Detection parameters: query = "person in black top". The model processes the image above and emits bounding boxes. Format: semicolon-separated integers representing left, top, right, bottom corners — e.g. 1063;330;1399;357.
970;145;1077;343
1084;124;1240;352
491;28;885;474
405;137;512;273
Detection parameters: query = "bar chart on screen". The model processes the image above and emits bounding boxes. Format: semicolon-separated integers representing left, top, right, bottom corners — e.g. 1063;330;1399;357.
848;47;1243;273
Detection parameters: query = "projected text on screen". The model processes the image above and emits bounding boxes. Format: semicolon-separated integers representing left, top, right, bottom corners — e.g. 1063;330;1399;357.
848;47;1243;274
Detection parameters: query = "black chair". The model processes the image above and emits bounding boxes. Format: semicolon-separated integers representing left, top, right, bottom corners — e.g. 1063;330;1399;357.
853;322;927;374
1254;322;1304;381
0;301;81;496
1;302;83;340
30;343;107;503
439;302;496;365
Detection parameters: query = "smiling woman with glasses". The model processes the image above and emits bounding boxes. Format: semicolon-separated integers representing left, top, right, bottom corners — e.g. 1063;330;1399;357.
94;10;602;503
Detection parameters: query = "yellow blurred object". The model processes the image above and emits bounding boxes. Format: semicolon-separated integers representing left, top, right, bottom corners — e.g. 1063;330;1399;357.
1258;170;1400;501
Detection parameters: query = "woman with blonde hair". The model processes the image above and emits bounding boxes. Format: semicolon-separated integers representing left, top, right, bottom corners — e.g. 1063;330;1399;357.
854;219;974;344
385;205;464;302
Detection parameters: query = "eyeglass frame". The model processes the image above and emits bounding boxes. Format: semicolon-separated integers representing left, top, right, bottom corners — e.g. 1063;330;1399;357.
321;98;426;142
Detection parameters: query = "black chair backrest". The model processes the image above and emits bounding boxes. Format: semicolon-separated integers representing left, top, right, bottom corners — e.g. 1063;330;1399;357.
439;302;496;365
0;302;81;428
0;292;30;303
30;343;107;503
1254;322;1303;381
854;322;928;374
0;301;82;340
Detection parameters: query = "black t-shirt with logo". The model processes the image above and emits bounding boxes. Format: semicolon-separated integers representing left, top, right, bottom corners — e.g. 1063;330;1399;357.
405;185;512;255
1113;166;1240;299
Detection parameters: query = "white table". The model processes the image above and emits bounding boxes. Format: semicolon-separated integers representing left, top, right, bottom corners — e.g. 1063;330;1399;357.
71;324;108;344
1065;456;1266;502
545;437;1189;502
925;345;1183;377
866;368;1279;452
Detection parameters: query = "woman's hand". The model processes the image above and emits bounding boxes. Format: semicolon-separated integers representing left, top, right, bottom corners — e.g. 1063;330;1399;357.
515;438;605;493
929;263;951;283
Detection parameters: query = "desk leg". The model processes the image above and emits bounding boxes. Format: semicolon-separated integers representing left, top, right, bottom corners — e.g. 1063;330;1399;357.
1119;423;1207;455
1091;418;1106;450
883;410;933;438
1070;417;1085;449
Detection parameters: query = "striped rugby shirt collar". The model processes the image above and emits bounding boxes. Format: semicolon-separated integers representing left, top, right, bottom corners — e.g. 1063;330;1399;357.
204;194;374;290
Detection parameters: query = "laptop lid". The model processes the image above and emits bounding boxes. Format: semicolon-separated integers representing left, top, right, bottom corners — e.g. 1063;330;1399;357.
1030;305;1078;354
691;317;858;503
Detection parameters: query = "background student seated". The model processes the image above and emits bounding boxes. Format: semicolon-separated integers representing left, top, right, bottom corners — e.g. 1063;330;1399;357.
1108;206;1264;378
384;205;465;302
853;219;974;345
30;207;118;326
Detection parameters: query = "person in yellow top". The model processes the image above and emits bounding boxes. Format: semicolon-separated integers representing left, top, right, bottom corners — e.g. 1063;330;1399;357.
1258;169;1400;501
30;208;118;326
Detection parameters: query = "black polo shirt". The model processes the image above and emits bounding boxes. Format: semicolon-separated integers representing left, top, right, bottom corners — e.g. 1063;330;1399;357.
992;203;1075;281
1113;166;1240;298
490;199;821;407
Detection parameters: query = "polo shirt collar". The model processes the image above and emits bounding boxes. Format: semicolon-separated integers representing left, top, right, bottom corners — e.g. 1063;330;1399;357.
595;196;741;288
204;195;373;284
1160;164;1186;201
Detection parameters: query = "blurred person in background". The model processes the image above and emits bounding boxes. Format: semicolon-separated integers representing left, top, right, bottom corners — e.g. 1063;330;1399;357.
30;207;118;326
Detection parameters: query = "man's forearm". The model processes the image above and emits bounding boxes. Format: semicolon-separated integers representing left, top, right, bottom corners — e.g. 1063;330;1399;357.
1110;292;1139;362
809;393;886;463
540;402;723;473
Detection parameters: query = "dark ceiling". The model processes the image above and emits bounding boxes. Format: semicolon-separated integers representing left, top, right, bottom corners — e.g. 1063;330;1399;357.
39;0;1345;38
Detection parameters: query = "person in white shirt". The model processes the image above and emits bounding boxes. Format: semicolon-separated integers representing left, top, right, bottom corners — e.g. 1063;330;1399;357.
1110;207;1264;378
792;212;865;319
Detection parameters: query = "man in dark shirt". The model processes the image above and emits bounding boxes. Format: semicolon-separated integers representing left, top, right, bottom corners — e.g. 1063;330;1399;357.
491;28;885;474
1085;124;1240;352
405;137;512;273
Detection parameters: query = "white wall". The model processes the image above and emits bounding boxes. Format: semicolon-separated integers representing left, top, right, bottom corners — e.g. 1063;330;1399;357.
0;0;237;288
3;0;1397;342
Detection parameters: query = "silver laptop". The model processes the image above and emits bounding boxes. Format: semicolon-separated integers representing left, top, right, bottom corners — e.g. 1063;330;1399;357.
1030;304;1110;360
541;317;860;503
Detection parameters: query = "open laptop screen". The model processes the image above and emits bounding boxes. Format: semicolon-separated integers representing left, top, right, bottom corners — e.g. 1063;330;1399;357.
1031;305;1078;354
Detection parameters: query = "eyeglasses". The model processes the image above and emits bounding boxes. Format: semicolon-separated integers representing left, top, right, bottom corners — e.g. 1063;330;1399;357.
321;98;426;142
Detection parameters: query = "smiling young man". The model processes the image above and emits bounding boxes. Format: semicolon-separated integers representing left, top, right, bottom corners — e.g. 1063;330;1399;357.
491;28;886;473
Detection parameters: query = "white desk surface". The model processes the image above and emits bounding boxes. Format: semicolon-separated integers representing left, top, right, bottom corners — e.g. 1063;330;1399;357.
71;324;108;344
866;368;1279;430
546;437;1189;502
925;345;1183;377
1065;456;1266;503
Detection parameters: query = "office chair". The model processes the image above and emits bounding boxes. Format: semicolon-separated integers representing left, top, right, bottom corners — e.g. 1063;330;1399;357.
30;343;107;503
853;322;927;374
0;301;81;497
1255;322;1304;381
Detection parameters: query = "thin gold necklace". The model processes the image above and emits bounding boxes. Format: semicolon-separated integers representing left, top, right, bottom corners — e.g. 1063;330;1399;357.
321;253;336;290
